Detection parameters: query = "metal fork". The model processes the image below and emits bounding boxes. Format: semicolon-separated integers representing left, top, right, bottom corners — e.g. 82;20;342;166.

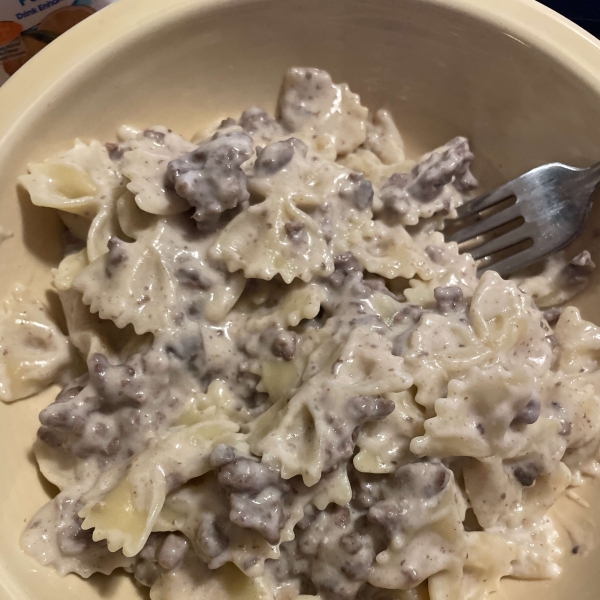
445;161;600;277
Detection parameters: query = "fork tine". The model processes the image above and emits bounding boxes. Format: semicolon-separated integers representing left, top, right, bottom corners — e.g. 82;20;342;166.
455;184;515;219
477;245;546;278
469;225;532;260
446;204;522;244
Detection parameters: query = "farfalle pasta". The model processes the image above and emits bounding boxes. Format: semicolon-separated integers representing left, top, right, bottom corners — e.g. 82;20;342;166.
2;66;598;600
0;285;74;402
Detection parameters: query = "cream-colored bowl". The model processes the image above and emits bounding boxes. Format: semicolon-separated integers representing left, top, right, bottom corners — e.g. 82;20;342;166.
1;0;600;599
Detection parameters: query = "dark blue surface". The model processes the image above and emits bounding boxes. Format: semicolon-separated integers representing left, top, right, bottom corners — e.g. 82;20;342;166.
539;0;600;37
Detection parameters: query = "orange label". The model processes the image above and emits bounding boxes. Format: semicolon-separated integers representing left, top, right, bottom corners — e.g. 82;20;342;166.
0;21;22;46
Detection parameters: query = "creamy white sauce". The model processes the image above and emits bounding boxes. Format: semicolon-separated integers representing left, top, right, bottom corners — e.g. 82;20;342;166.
4;67;599;600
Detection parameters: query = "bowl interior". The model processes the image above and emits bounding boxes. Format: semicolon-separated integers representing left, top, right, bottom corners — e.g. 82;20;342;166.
1;0;600;599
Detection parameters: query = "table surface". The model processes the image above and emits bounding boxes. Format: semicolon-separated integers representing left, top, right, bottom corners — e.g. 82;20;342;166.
539;0;600;36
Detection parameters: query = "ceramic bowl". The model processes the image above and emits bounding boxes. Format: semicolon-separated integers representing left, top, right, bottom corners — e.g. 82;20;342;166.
1;1;600;599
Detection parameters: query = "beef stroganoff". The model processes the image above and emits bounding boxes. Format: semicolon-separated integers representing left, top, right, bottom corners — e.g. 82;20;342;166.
3;67;600;600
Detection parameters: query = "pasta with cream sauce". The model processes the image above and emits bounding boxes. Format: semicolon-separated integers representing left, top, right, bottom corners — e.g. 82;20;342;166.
3;67;600;600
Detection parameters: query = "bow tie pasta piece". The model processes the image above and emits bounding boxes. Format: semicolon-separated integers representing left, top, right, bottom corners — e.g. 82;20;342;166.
404;231;479;306
86;202;122;262
202;272;247;325
421;368;584;530
515;462;572;524
252;149;376;248
461;533;516;595
244;142;378;276
412;365;533;458
401;313;493;412
367;463;466;591
340;146;414;187
53;248;89;291
149;551;271;600
33;436;84;492
253;327;331;405
553;306;600;375
56;244;153;357
489;517;563;580
248;284;395;405
363;109;408;166
462;458;517;529
411;365;565;462
428;531;517;600
317;326;412;396
250;327;412;485
74;225;177;334
277;67;368;158
401;272;554;412
248;140;373;218
354;390;425;474
469;271;553;375
0;285;74;402
79;419;245;557
258;360;301;404
339;107;417;198
19;139;122;218
177;380;251;427
54;254;142;362
351;219;434;281
116;190;158;240
57;288;122;360
74;217;245;334
119;127;196;215
366;290;406;327
19;140;125;262
311;465;353;510
22;492;135;578
540;372;600;480
246;280;327;330
463;457;571;530
210;196;334;284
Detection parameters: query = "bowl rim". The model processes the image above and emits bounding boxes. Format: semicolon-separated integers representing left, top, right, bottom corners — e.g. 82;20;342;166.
1;0;600;152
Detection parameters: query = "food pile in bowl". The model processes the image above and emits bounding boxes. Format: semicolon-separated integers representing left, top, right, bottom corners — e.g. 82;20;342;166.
4;67;600;600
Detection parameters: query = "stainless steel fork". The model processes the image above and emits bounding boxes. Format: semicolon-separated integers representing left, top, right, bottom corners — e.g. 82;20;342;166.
445;161;600;277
